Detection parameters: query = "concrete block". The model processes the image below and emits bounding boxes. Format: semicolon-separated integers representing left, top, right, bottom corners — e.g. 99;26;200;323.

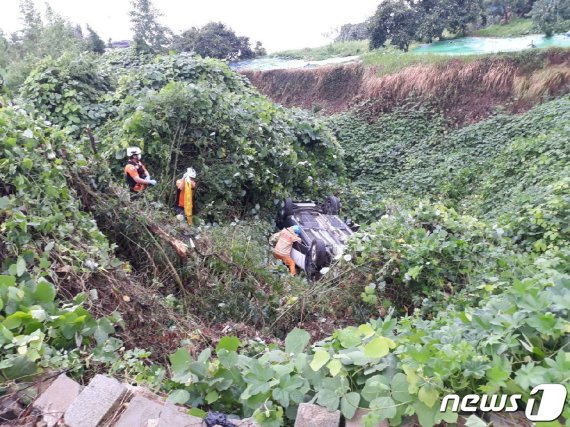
345;408;389;427
33;374;82;427
156;403;203;427
64;375;128;427
294;403;340;427
114;395;163;427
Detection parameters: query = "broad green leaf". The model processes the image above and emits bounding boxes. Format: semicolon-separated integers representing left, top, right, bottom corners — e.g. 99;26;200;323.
363;337;395;358
361;375;390;402
316;388;339;411
0;355;37;380
358;324;375;338
391;373;413;403
310;350;330;371
341;392;360;419
218;348;238;369
167;389;190;405
34;281;56;303
189;408;207;419
216;336;240;352
418;383;439;408
438;409;459;424
16;257;26;277
464;415;488;427
369;396;397;419
337;327;361;348
285;328;310;354
327;359;342;377
3;312;31;330
170;348;191;375
0;275;16;286
414;401;438;427
205;390;219;404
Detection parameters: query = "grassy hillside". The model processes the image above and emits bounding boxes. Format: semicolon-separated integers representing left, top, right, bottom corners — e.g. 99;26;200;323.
271;40;368;60
471;18;535;37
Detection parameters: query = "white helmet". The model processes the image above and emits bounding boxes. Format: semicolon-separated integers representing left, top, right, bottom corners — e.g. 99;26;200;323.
127;147;142;157
183;167;197;179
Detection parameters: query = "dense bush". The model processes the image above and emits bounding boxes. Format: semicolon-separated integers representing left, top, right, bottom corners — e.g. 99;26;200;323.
96;53;345;220
328;95;570;226
0;105;120;380
19;53;113;133
162;248;570;426
17;52;345;221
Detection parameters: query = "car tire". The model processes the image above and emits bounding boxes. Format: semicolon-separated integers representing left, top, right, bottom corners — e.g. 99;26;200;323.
281;198;293;220
309;239;327;268
324;196;341;215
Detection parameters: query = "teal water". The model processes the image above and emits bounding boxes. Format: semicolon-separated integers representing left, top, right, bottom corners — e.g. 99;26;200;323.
414;34;570;55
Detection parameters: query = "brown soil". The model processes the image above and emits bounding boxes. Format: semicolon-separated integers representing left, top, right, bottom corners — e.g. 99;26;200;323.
242;49;570;124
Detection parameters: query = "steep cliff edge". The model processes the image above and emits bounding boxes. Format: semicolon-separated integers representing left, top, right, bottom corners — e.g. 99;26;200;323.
242;49;570;124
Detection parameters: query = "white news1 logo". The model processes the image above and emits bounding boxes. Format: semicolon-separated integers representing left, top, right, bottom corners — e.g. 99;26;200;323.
440;384;568;422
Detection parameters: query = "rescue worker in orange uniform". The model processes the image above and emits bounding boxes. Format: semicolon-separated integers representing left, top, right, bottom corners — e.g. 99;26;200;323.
124;147;156;193
175;167;197;216
271;226;302;276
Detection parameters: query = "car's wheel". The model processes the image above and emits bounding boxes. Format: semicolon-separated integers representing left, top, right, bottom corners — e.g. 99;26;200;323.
323;196;341;215
281;198;293;220
309;239;327;268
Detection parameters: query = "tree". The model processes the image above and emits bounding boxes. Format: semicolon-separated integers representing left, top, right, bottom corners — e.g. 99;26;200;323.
334;23;369;42
129;0;171;53
448;0;484;36
482;0;535;23
19;0;42;44
254;41;267;57
86;25;105;53
415;0;449;42
531;0;570;36
369;0;418;51
172;22;259;60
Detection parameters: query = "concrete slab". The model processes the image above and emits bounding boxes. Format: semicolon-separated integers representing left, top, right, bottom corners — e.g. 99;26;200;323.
33;374;82;427
64;375;128;427
156;403;203;427
294;403;340;427
114;395;163;427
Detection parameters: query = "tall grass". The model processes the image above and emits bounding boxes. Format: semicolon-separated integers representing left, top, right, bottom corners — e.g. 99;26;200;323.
361;46;481;77
471;18;535;37
271;40;369;61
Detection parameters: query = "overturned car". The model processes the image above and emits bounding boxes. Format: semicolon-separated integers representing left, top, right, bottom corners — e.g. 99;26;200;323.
277;196;358;279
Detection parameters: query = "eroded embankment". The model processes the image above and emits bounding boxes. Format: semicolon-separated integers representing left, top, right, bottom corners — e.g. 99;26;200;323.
241;49;570;123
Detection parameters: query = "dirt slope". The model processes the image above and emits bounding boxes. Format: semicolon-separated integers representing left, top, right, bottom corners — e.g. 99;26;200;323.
241;49;570;123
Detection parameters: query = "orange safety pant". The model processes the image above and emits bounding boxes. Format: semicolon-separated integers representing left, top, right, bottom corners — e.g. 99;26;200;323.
273;252;297;276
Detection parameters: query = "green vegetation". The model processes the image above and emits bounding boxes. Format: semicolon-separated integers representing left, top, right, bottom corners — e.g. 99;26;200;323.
0;0;106;90
360;47;479;76
328;96;570;221
368;0;569;52
471;17;535;37
1;2;570;426
531;0;570;36
272;40;369;61
172;22;266;60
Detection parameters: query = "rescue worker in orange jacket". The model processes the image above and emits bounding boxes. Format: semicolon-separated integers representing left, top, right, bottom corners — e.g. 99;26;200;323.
124;147;156;193
271;226;302;276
